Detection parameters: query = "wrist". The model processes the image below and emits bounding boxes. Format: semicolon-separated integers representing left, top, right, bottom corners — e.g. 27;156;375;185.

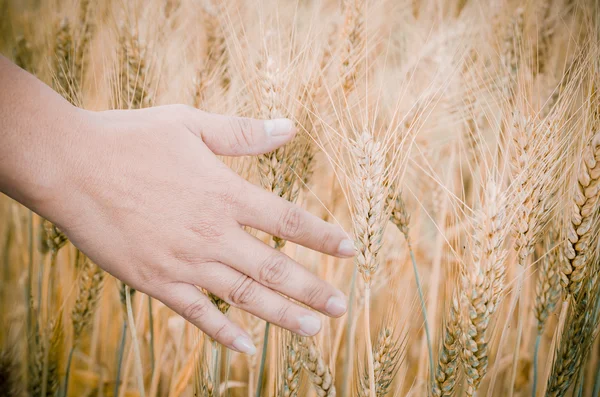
2;106;96;225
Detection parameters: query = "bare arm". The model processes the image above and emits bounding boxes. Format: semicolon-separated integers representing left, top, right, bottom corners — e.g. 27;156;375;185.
0;55;353;354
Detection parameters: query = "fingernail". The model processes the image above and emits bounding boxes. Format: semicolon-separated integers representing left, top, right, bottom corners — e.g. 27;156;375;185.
232;335;257;355
264;118;294;136
338;239;356;257
325;295;347;316
298;315;321;336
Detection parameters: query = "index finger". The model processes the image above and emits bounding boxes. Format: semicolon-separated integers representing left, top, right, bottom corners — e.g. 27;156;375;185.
234;181;356;257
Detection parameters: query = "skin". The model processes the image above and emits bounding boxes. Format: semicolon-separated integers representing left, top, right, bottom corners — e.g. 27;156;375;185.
0;55;354;355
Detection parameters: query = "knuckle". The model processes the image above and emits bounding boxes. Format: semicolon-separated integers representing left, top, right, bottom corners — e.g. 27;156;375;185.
216;177;244;213
229;117;255;150
276;304;291;326
188;221;224;243
213;323;228;342
318;229;334;252
182;298;210;323
303;282;324;307
278;206;304;240
229;275;258;305
258;253;291;286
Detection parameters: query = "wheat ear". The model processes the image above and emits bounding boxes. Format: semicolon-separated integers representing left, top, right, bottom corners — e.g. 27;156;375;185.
0;347;22;397
561;132;600;297
461;182;508;396
351;132;387;397
531;230;562;397
432;292;461;396
278;334;302;397
339;0;365;96
358;327;402;397
547;273;599;396
115;26;152;109
62;256;104;397
302;338;336;396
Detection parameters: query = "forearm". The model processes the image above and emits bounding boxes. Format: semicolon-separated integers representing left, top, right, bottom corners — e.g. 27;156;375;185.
0;55;88;217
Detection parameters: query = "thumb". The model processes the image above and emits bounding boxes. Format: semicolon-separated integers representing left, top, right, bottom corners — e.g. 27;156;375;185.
186;107;297;156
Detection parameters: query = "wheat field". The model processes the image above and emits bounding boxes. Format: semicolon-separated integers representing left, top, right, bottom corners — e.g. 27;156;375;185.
1;0;600;396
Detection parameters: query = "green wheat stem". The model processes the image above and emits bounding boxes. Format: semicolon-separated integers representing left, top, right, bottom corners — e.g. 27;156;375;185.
592;363;600;397
27;211;33;336
61;346;75;397
255;322;270;397
407;237;434;386
148;297;155;374
114;321;127;397
532;334;541;397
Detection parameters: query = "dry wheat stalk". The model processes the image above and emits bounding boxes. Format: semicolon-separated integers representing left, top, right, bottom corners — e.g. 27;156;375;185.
302;338;336;397
72;257;104;342
560;131;600;297
432;292;461;397
460;182;508;396
358;327;401;397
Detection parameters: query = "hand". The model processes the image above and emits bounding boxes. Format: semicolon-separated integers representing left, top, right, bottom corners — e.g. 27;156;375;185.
42;105;355;355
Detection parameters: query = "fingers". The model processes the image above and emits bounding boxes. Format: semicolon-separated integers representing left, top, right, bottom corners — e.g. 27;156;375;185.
183;106;297;156
188;262;324;336
235;181;356;258
155;282;257;355
213;228;348;318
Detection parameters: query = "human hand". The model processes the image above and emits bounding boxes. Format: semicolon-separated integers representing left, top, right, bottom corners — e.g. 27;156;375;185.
40;105;355;355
